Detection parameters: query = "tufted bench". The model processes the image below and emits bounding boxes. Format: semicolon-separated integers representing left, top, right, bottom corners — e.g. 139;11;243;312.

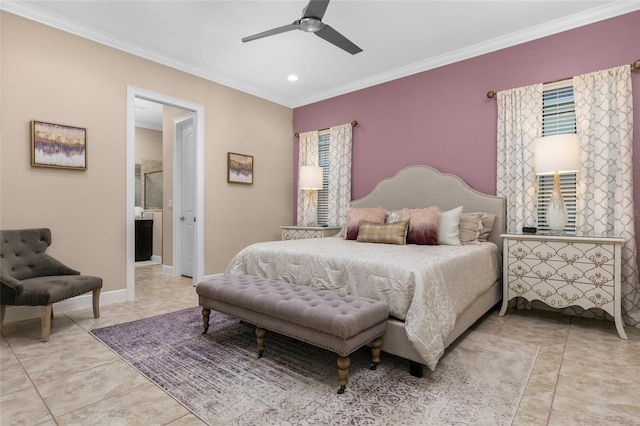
196;274;389;394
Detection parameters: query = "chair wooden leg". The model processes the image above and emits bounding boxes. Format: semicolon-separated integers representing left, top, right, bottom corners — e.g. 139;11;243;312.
0;305;5;330
41;305;52;342
92;288;101;319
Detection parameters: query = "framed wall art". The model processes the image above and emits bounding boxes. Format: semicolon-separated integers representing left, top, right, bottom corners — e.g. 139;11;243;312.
31;120;87;170
227;152;253;184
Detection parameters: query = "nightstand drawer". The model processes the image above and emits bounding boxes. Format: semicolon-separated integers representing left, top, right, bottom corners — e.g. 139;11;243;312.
281;226;341;241
506;277;614;310
282;229;324;240
507;240;615;267
507;258;615;287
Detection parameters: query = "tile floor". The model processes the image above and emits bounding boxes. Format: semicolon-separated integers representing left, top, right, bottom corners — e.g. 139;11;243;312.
1;264;639;425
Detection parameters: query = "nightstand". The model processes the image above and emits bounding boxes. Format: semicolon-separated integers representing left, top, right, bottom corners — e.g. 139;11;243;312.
499;233;627;339
280;225;342;241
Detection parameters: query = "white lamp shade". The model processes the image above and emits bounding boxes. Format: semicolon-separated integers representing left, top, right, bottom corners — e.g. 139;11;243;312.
299;165;323;189
534;134;580;175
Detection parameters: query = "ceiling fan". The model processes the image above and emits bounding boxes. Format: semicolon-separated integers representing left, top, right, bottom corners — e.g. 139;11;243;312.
241;0;362;55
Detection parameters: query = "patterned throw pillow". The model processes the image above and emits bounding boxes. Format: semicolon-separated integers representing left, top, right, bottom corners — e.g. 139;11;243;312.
357;220;409;245
400;207;439;245
477;213;496;241
385;210;403;224
344;207;386;240
459;213;484;244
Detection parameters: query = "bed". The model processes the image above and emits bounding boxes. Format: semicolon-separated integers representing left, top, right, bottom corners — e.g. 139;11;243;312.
225;165;506;376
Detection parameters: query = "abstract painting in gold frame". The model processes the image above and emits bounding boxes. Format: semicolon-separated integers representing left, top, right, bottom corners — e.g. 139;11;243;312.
31;120;87;170
227;152;254;184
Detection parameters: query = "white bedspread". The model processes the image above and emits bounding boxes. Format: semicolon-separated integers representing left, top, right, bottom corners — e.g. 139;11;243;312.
225;237;501;370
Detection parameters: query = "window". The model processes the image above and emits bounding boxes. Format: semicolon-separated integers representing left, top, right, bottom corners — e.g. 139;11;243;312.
537;81;577;233
316;130;330;226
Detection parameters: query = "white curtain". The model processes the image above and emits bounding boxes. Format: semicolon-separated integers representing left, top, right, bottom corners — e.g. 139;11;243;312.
327;123;353;226
573;65;640;328
496;84;543;233
297;130;318;225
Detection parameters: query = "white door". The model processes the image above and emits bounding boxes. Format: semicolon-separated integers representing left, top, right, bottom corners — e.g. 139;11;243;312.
179;117;195;277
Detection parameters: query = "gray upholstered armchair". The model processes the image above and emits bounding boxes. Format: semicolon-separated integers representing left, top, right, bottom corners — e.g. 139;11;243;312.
0;228;102;341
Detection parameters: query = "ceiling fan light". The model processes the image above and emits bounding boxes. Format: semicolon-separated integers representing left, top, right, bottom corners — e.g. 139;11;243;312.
287;74;299;82
299;17;322;33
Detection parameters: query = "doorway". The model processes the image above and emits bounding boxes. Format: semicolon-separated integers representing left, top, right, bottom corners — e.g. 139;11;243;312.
126;86;205;301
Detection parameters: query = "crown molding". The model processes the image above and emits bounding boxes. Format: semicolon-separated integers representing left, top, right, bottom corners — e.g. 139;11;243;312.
292;1;640;107
135;121;163;132
0;1;294;107
3;1;638;109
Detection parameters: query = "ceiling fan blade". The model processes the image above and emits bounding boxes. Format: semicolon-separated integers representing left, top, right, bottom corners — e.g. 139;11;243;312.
242;22;299;43
315;25;362;55
302;0;330;20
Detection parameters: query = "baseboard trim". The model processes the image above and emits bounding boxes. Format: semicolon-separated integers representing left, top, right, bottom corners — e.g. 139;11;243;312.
2;289;127;324
162;264;175;276
151;255;162;264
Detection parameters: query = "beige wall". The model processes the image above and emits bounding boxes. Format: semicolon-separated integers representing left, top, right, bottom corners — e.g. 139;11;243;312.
1;12;293;295
134;127;163;164
150;212;163;259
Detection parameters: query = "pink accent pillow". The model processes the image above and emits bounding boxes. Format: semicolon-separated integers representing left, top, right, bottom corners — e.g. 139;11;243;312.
344;207;386;240
401;207;439;245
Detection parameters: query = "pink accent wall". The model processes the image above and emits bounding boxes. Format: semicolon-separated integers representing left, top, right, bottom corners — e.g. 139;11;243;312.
293;10;640;213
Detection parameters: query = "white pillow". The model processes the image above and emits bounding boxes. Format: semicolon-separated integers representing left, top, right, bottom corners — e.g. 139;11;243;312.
437;206;463;245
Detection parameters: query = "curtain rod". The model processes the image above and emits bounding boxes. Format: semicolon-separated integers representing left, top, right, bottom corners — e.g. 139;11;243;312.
486;59;640;99
294;120;358;138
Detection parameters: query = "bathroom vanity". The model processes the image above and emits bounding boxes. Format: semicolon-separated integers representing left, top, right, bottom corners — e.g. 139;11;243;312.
135;218;153;261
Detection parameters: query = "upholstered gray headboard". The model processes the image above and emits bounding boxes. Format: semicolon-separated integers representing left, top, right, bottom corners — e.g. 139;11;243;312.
350;165;506;250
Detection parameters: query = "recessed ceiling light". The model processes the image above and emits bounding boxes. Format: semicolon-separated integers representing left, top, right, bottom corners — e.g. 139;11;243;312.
287;74;299;82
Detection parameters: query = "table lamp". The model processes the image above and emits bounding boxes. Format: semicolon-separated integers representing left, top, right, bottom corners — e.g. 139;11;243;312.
299;165;323;226
534;134;580;233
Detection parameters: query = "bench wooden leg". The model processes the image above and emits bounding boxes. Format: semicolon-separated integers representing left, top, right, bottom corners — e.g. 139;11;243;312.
0;305;5;330
201;307;210;334
370;337;383;370
337;356;350;394
92;288;101;318
256;327;266;358
41;305;52;342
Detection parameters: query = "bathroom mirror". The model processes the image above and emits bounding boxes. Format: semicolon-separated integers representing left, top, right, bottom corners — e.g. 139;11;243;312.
144;170;163;209
135;159;163;210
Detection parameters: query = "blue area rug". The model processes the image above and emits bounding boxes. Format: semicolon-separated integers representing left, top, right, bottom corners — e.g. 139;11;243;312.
91;307;538;425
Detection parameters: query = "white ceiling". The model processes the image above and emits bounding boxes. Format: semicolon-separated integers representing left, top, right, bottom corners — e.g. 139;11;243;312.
3;1;639;108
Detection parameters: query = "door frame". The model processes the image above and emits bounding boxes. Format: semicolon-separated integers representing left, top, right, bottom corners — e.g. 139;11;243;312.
126;85;205;300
